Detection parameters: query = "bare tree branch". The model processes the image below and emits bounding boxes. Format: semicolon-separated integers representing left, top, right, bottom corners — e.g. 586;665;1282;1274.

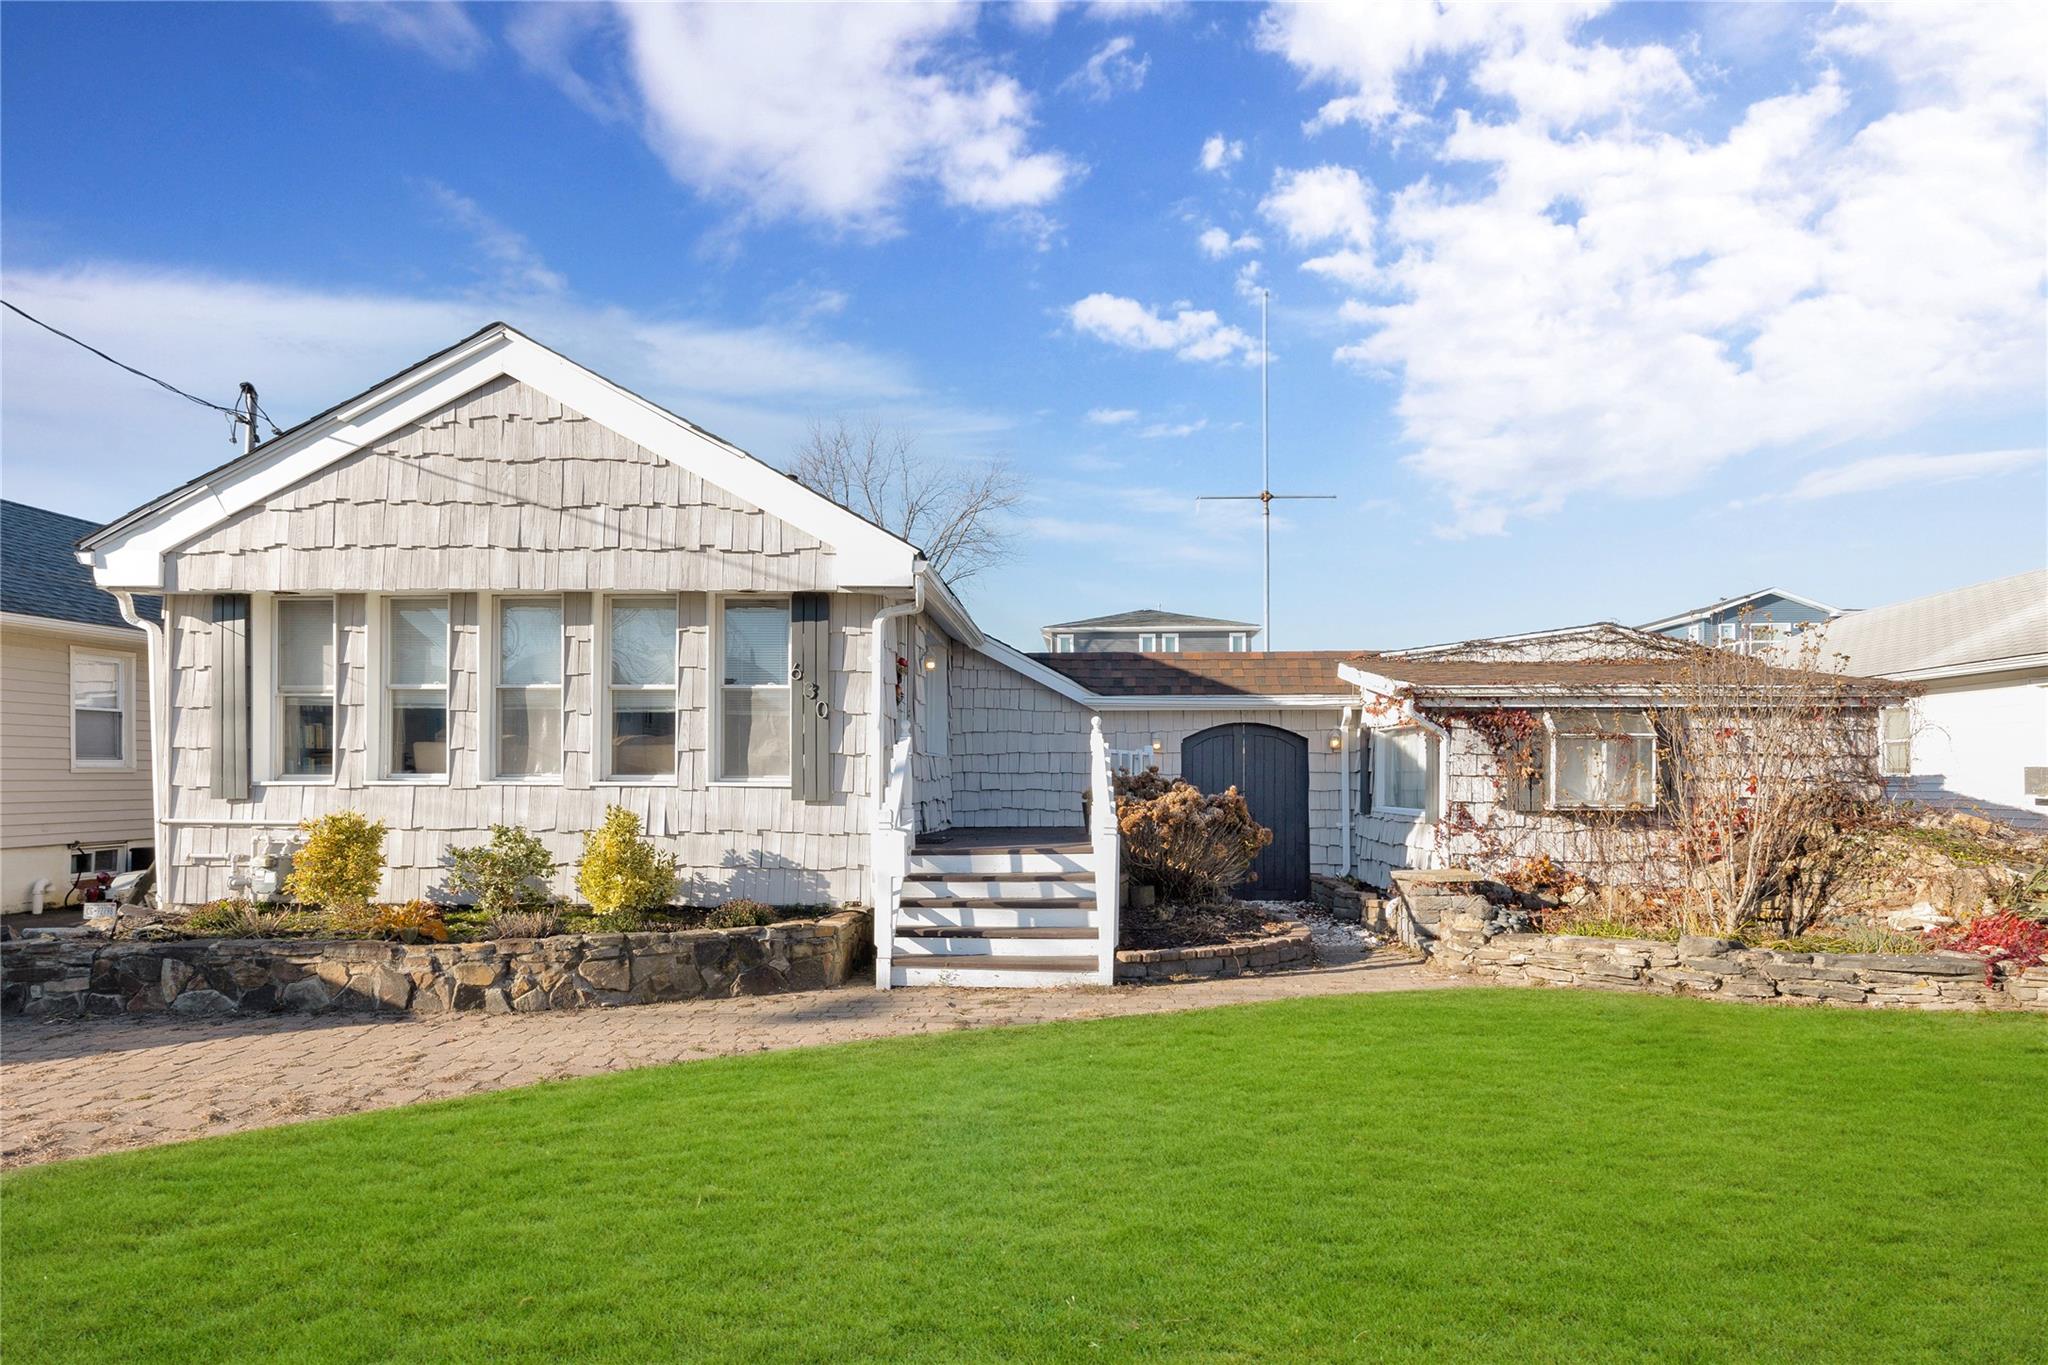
790;416;1023;586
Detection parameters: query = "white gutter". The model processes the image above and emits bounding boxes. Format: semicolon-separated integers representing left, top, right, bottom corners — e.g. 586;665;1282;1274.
1339;703;1355;879
111;591;168;898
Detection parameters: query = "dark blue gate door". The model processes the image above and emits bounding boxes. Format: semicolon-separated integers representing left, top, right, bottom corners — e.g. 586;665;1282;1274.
1181;723;1310;901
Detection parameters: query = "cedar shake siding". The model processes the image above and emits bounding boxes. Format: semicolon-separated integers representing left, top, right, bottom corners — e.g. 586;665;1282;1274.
152;378;884;908
162;377;835;595
947;646;1093;828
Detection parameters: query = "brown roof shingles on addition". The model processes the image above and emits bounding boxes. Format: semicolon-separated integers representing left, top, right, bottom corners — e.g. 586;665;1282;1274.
1344;650;1908;699
1030;650;1356;697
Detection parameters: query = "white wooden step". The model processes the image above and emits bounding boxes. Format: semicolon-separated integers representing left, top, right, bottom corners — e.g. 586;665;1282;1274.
889;957;1106;989
894;904;1096;931
908;851;1092;877
894;932;1100;958
901;877;1094;902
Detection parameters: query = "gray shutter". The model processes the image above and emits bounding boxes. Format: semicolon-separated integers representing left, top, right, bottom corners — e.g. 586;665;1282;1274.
211;594;252;801
789;593;831;802
1508;721;1546;814
1357;732;1373;815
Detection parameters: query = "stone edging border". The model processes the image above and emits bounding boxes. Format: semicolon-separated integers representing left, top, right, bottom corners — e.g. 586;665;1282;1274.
1115;919;1313;982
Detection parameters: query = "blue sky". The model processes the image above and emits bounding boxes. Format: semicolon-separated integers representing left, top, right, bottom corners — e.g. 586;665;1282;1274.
3;1;2042;650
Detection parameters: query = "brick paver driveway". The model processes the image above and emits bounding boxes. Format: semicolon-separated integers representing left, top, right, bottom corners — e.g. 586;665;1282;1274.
0;951;1446;1169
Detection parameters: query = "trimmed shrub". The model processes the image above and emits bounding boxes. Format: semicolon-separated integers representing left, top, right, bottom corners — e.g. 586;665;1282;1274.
707;898;777;928
1113;769;1273;906
575;806;677;917
446;825;559;916
285;811;387;911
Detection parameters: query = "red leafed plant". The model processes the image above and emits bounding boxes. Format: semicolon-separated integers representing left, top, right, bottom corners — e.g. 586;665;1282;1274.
1932;911;2048;988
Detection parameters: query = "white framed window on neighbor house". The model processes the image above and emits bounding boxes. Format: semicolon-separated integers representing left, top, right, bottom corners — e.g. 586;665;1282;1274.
606;595;678;779
1139;633;1157;651
69;647;132;769
1717;622;1740;644
274;596;337;779
717;596;791;783
384;597;451;779
1879;705;1912;777
1374;727;1433;815
1229;632;1248;653
69;845;123;878
495;597;564;779
1686;623;1704;643
1547;709;1657;810
1160;632;1180;652
1054;633;1075;653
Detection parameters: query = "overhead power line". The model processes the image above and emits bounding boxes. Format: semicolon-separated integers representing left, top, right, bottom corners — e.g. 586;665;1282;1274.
1;298;281;440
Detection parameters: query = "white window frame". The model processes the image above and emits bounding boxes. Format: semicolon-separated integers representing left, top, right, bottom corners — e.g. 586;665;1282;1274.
1717;622;1740;644
600;593;681;784
1054;633;1075;653
1879;704;1912;778
378;595;453;783
268;594;338;784
1139;633;1158;651
1229;632;1248;653
69;646;135;771
1373;726;1434;818
1160;632;1180;652
711;593;793;787
1545;710;1659;812
486;594;566;783
69;844;124;878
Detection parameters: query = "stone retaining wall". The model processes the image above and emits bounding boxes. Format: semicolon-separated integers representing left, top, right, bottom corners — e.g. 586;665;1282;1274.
1115;921;1312;982
1309;875;1385;930
1390;871;2046;1013
1;910;871;1020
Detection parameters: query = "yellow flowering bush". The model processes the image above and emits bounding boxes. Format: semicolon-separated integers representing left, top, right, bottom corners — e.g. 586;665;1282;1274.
284;810;388;911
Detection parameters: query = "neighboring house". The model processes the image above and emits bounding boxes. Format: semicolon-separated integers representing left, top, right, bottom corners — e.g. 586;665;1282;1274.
76;324;1896;989
1040;609;1259;654
1639;588;1836;653
1;499;158;909
1797;570;2048;829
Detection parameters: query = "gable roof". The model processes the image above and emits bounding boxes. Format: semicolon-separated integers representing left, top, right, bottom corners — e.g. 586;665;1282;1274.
1341;648;1903;704
1030;650;1353;698
1637;587;1836;632
1798;570;2048;679
1;499;157;631
76;323;927;592
1042;608;1260;633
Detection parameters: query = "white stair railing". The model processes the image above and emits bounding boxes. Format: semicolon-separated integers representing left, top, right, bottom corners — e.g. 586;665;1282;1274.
1087;716;1121;986
872;731;913;989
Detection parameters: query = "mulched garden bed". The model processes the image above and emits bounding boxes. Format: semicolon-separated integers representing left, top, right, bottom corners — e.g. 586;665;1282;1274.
1119;900;1283;952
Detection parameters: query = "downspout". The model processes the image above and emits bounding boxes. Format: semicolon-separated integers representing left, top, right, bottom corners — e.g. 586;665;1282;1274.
113;590;168;902
870;573;925;829
868;572;925;989
1339;704;1355;879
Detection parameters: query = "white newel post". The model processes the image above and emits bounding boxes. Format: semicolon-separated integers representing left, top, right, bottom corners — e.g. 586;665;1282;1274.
1088;716;1121;986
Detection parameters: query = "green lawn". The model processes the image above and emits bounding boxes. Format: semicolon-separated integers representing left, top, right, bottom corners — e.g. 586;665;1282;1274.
4;991;2044;1363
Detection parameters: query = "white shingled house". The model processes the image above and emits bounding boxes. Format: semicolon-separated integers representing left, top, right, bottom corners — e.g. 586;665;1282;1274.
77;325;1897;989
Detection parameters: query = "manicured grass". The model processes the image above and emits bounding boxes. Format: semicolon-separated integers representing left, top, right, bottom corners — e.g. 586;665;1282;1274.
4;991;2044;1363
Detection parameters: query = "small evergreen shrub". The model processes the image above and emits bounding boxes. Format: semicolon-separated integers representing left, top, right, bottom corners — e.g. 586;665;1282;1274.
445;825;559;916
575;806;677;917
285;811;388;911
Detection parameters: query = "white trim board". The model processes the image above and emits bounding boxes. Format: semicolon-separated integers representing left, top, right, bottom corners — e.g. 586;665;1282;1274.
78;325;924;592
1;611;146;644
1637;587;1836;633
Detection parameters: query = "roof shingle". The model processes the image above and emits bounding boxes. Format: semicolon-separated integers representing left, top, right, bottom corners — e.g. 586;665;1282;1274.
1;499;158;631
1029;650;1352;697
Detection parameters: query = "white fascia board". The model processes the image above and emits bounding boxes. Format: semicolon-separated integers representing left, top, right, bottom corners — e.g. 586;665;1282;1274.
83;327;921;591
1337;662;1405;698
916;570;985;649
0;611;146;644
1088;693;1357;711
1883;652;2048;683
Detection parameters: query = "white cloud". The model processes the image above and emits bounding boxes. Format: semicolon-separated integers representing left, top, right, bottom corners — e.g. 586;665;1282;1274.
1261;165;1378;287
1233;260;1266;302
1264;4;2047;534
326;1;487;70
1198;226;1262;259
1255;2;1688;134
1773;449;2042;502
1008;1;1067;33
0;262;986;517
1199;133;1244;172
1066;293;1260;364
504;3;632;122
1140;418;1206;438
1062;35;1149;101
422;183;568;294
1086;407;1139;424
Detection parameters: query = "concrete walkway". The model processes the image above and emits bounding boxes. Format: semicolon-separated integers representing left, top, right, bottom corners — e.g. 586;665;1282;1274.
0;952;1448;1169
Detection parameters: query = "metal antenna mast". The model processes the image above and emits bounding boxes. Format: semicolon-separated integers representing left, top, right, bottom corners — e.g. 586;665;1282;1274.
1196;289;1334;650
